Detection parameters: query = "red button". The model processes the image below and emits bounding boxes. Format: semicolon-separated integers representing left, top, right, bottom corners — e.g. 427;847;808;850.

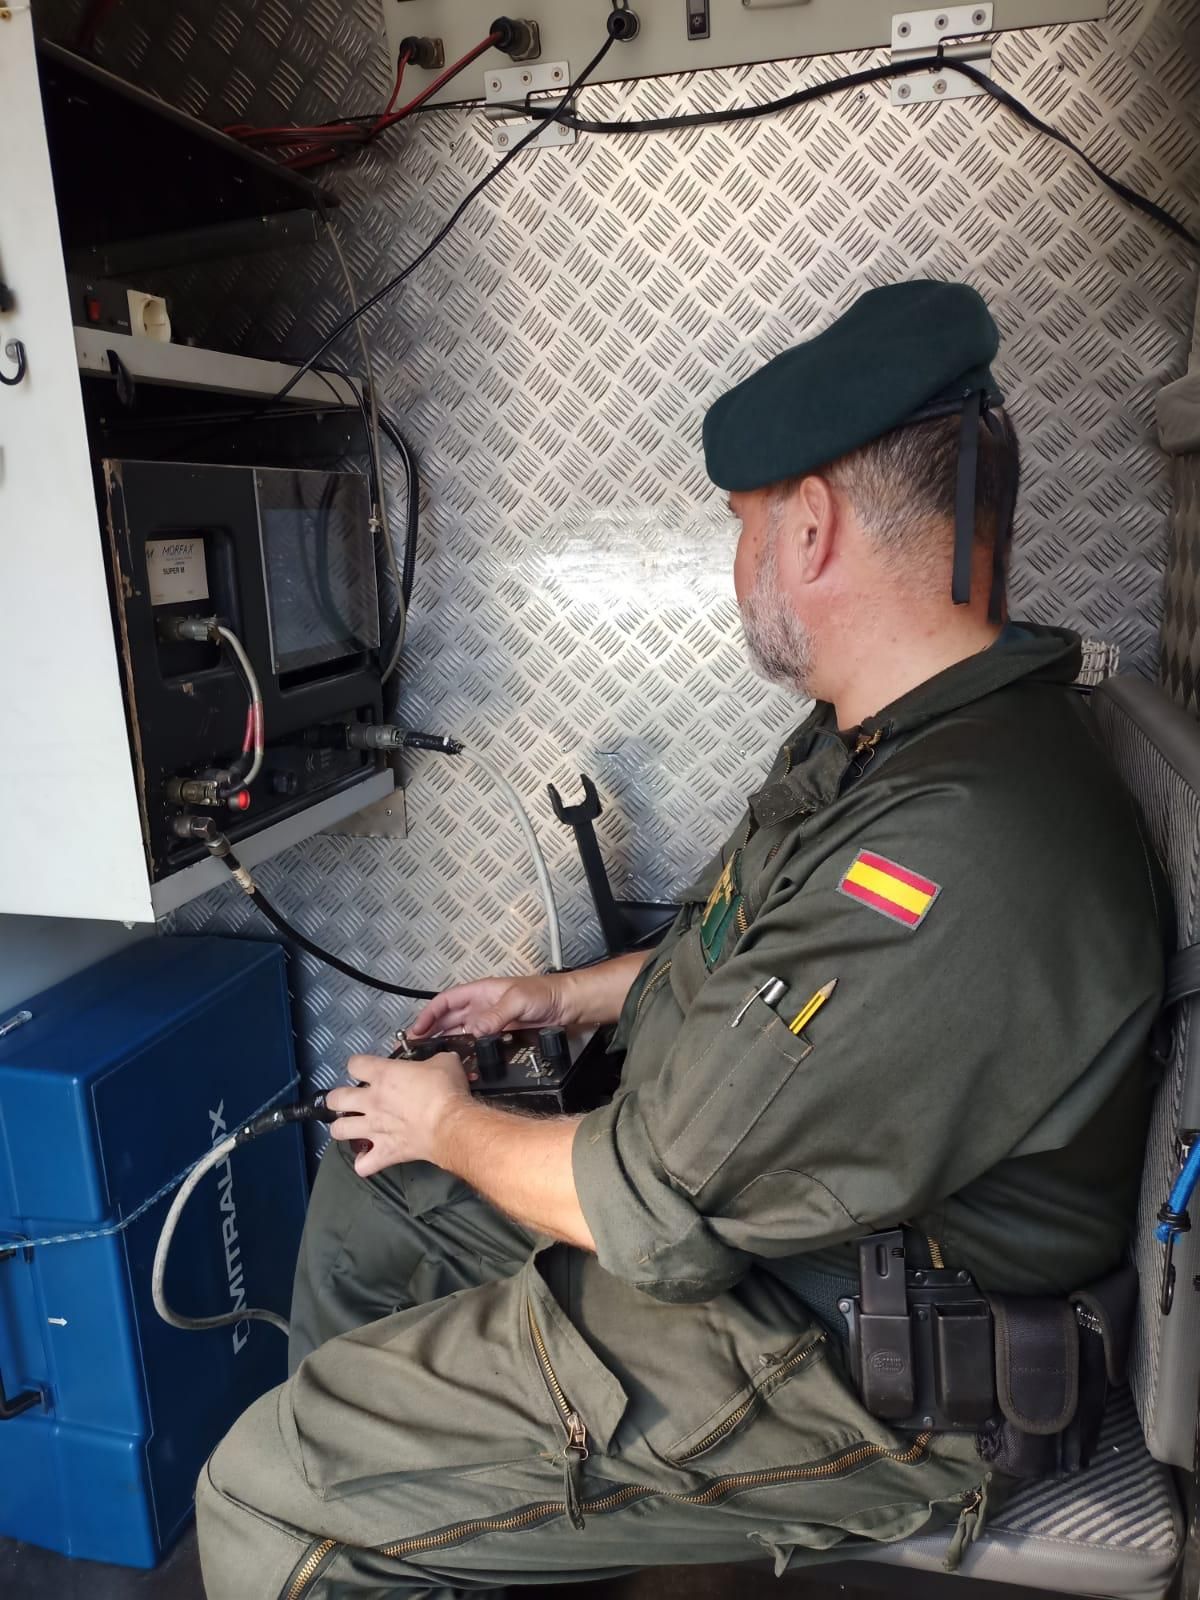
85;296;102;323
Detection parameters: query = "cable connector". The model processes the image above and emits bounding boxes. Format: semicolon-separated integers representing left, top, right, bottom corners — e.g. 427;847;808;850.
158;614;219;645
202;831;256;896
236;1092;340;1143
402;730;463;755
348;724;406;752
166;777;223;808
171;814;221;844
490;17;541;61
398;35;445;70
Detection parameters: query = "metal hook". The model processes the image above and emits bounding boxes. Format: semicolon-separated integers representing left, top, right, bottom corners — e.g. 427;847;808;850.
1161;1231;1177;1316
0;339;27;387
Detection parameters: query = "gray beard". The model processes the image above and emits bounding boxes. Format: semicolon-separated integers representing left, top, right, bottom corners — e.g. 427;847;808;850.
739;506;815;698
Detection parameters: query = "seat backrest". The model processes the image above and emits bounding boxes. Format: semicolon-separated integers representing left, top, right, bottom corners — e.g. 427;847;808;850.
1093;672;1200;1469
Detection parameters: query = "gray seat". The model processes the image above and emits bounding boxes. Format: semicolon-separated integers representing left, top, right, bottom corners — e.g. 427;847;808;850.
848;1388;1180;1598
827;672;1200;1597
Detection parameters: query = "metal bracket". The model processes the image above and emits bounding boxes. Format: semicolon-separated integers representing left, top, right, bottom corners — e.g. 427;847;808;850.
484;61;576;153
890;4;994;105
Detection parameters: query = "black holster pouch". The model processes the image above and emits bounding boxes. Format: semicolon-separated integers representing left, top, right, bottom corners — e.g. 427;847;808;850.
840;1231;1137;1479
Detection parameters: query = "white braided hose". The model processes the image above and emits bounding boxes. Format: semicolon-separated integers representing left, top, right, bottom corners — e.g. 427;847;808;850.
151;1134;289;1338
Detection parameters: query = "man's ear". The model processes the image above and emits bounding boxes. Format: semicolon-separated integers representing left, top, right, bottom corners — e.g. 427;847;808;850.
783;475;838;584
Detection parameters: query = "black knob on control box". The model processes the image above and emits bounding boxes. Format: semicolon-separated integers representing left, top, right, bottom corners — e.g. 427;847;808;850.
474;1035;505;1085
537;1028;570;1076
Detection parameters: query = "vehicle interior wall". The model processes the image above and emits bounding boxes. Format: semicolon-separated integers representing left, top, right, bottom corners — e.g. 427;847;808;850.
28;0;1200;1106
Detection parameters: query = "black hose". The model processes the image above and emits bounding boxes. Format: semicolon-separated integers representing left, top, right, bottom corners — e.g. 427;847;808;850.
377;411;420;608
214;843;438;999
374;410;420;714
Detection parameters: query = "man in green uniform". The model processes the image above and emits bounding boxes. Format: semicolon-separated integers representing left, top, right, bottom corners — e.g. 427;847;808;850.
196;280;1164;1599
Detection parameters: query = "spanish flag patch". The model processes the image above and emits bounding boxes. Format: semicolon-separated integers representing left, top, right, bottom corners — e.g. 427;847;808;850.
837;850;940;930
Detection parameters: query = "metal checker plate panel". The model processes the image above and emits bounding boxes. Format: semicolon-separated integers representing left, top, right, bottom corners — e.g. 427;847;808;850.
35;0;1199;1108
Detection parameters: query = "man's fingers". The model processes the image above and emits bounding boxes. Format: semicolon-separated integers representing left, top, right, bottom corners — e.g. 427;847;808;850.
471;1009;506;1036
353;1143;389;1180
408;981;513;1040
407;1000;449;1038
329;1114;370;1143
346;1053;389;1084
325;1085;368;1115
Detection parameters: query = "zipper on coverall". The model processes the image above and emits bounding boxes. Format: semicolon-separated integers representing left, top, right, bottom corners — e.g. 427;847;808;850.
528;1303;590;1530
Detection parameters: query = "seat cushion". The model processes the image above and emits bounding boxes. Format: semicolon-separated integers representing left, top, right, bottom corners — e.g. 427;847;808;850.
845;1391;1181;1599
1092;674;1200;1467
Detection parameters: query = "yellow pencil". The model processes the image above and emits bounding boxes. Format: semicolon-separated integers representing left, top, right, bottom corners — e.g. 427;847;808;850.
788;979;838;1035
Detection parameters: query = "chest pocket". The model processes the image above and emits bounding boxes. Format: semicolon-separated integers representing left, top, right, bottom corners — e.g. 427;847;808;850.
660;998;816;1197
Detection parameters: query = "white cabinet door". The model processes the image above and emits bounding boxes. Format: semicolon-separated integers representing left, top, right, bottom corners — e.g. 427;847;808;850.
0;10;153;922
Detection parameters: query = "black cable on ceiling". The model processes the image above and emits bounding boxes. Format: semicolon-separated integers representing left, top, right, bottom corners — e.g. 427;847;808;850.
270;30;618;406
531;53;1197;251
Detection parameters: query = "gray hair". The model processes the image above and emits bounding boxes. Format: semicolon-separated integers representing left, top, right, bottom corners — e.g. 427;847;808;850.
791;408;1021;576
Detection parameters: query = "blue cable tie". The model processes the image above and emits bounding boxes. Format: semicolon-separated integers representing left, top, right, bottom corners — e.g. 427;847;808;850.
1;1076;301;1254
1155;1138;1200;1243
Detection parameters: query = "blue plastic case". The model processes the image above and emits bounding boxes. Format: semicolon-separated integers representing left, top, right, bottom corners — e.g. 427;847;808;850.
0;936;306;1568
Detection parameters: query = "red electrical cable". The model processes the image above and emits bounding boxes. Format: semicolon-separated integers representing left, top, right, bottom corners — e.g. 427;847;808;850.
369;49;410;137
370;33;499;133
226;33;499;171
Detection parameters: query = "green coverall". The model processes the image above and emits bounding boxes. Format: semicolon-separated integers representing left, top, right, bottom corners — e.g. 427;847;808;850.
196;624;1164;1599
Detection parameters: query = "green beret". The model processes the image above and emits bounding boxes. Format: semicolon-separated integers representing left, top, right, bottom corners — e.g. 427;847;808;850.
703;280;1003;492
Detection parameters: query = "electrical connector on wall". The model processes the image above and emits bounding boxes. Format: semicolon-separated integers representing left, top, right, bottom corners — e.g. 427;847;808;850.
490;16;541;61
398;34;446;70
126;290;171;342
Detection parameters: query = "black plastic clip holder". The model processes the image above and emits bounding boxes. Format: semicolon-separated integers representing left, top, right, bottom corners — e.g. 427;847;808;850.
0;1246;42;1421
857;1229;915;1420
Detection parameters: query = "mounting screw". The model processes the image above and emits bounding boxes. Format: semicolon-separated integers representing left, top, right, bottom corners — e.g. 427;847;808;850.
933;77;947;94
497;131;510;146
521;70;531;83
934;13;949;28
552;67;563;80
838;1299;852;1313
915;1306;929;1321
897;81;912;99
972;6;987;22
896;19;911;36
922;1415;936;1429
489;75;502;91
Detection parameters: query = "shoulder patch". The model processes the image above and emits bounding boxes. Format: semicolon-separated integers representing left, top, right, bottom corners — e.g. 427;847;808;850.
838;850;941;930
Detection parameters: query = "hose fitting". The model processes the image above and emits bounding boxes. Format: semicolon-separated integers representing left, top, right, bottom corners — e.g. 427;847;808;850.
607;2;640;42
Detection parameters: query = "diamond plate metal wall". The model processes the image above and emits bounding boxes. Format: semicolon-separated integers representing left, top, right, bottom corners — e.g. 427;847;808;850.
35;0;1200;1101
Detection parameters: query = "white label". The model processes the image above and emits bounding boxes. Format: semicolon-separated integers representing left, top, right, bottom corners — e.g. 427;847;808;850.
146;536;209;607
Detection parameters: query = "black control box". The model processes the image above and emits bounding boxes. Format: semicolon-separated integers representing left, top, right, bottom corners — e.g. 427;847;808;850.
391;1028;622;1115
102;458;386;882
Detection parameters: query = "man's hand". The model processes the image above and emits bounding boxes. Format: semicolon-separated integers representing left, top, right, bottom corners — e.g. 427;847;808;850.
325;1050;597;1251
409;975;568;1041
410;950;652;1040
326;1052;471;1179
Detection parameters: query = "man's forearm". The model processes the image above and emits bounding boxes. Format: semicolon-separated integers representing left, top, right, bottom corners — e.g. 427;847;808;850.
433;1099;595;1251
559;949;652;1028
